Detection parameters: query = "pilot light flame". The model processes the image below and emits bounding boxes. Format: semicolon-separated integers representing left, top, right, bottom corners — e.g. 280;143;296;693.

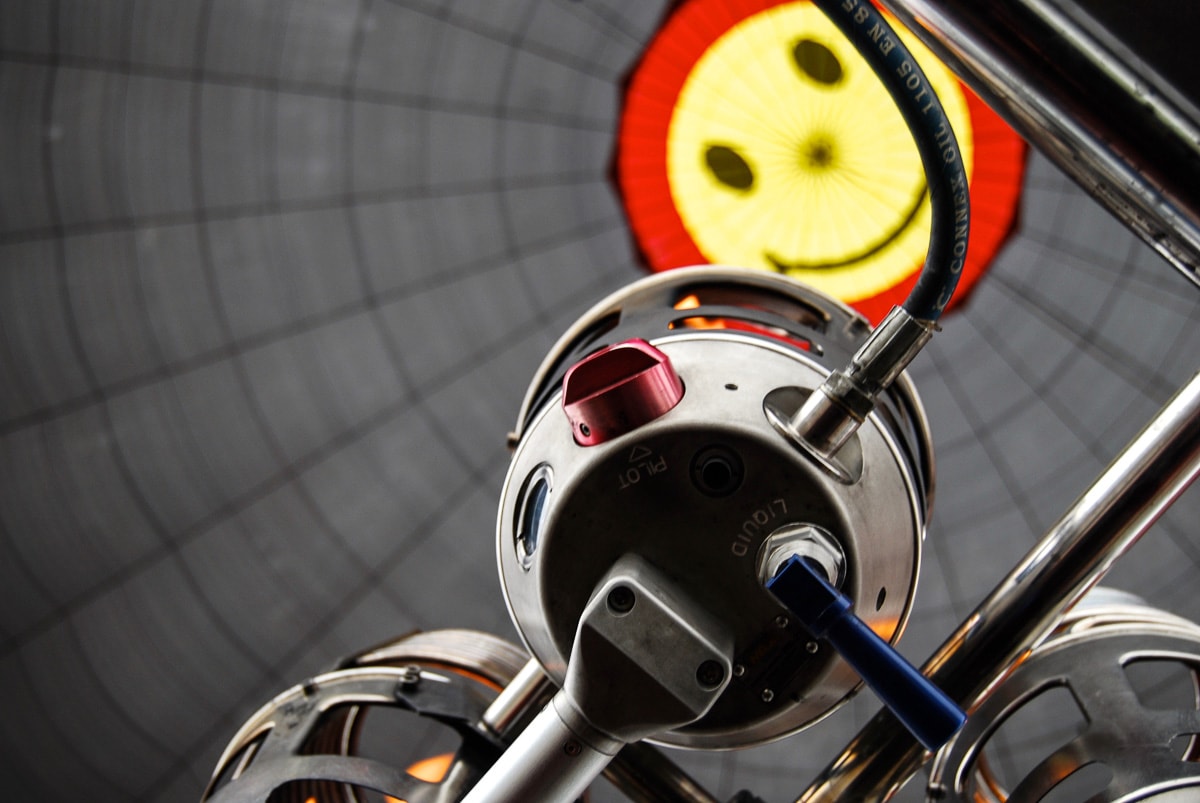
617;0;1025;323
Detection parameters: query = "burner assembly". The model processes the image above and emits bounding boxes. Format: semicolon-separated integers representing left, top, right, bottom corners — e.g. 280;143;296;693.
203;266;1200;803
496;268;936;749
465;260;970;802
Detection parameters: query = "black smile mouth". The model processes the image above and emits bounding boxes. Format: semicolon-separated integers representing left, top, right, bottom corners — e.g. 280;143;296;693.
766;181;929;271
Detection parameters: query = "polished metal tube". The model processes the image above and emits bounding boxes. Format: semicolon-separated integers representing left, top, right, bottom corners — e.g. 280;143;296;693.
604;743;723;803
875;0;1200;289
796;369;1200;801
464;691;621;803
478;658;721;803
479;658;556;740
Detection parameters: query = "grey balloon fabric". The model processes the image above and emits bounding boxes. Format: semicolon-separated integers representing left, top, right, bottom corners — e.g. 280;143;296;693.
1;2;1198;802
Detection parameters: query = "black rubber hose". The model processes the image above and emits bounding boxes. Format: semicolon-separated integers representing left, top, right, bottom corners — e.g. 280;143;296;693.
812;0;971;322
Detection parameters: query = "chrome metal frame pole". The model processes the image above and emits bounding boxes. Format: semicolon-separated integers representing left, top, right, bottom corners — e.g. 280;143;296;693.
604;744;724;803
478;658;723;803
874;0;1200;290
464;691;622;803
480;658;557;741
795;369;1200;801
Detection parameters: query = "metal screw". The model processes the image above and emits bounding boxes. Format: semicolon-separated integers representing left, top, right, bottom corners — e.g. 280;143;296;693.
761;689;775;703
775;614;789;628
563;740;582;756
696;660;725;688
732;663;745;678
805;641;819;654
398;664;422;688
607;584;635;614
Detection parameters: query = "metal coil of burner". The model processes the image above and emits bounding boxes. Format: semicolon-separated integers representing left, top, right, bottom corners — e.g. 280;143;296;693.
202;630;530;803
929;589;1200;802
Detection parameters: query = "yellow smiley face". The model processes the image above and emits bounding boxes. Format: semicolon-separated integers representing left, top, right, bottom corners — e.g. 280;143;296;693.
619;0;1025;322
663;2;974;303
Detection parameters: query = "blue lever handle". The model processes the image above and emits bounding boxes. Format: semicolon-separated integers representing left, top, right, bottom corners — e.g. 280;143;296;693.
765;555;966;751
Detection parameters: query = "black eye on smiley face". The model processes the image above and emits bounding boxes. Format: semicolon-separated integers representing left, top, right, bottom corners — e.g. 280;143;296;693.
792;38;844;85
700;36;928;272
704;145;755;191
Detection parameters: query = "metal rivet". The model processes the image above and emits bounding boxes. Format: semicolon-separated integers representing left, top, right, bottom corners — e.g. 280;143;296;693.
805;641;819;654
761;689;775;702
398;664;422;688
775;615;789;628
696;660;725;688
732;663;746;678
564;740;582;756
606;585;635;614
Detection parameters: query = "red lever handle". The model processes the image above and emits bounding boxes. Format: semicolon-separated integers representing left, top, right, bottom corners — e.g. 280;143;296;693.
562;339;684;446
